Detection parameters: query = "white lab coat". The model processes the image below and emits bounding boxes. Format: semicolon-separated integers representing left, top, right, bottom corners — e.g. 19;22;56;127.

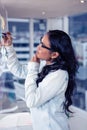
6;45;70;130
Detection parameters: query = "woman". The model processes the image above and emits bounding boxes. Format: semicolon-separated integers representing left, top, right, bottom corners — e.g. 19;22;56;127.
1;30;78;130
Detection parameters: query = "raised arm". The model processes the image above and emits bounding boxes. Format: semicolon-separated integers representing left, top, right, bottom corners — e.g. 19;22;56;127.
1;32;28;78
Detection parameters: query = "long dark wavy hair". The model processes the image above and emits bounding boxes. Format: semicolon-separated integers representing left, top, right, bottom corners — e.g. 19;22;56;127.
36;30;79;114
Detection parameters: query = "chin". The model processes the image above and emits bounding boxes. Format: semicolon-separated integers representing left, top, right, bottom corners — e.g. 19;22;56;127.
36;55;41;60
37;55;43;60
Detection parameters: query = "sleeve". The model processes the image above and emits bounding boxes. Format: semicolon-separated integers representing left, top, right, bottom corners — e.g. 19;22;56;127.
25;63;68;108
5;45;28;78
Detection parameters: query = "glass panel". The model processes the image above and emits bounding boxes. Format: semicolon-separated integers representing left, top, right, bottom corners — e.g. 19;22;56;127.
69;13;87;111
33;19;47;54
8;18;30;64
0;18;30;114
0;7;8;71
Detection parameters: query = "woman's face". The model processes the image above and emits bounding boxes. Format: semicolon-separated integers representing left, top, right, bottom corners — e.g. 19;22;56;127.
36;34;53;64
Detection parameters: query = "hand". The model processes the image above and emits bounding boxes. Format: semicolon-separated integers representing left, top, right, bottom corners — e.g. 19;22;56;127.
31;54;40;63
1;32;12;46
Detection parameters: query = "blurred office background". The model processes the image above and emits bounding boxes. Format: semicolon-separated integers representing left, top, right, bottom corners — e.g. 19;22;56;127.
0;0;87;114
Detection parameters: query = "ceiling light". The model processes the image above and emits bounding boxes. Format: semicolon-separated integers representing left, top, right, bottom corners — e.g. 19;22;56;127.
80;0;85;3
42;11;45;15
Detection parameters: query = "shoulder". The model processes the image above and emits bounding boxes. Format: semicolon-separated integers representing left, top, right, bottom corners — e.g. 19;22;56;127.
57;69;68;76
50;69;68;78
42;69;68;83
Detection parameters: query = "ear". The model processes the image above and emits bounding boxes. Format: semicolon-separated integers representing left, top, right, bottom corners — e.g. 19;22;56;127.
51;52;59;59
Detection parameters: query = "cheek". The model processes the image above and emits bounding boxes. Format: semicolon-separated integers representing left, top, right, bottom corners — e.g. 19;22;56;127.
37;50;51;60
37;50;46;57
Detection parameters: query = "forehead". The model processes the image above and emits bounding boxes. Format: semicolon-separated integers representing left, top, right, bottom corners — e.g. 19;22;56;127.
42;34;50;45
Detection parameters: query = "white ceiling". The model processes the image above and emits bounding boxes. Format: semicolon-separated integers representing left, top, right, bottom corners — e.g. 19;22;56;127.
0;0;87;19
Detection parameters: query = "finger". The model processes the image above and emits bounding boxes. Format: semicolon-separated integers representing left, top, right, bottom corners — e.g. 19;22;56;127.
7;32;12;38
33;55;37;61
2;32;12;39
2;34;8;41
2;32;12;45
31;55;36;62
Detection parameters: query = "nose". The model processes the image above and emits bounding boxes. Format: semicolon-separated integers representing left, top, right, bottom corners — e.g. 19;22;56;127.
37;43;41;50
